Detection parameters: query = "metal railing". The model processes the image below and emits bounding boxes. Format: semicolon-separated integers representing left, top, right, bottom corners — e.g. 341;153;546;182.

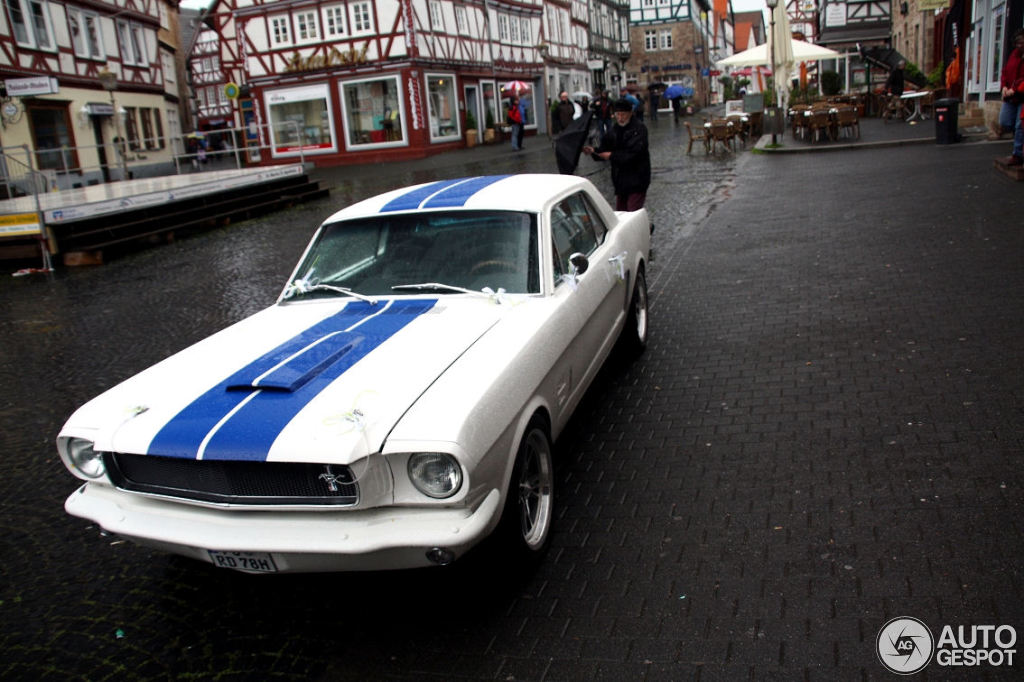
0;121;308;195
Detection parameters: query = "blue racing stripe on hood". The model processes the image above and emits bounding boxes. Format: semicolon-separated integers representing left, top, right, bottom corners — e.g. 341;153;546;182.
146;299;436;461
421;175;511;208
379;179;466;212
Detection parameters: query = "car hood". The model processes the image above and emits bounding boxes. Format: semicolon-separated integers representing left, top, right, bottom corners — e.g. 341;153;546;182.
61;297;501;465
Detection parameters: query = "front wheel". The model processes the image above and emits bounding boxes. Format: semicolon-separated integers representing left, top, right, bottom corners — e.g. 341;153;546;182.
497;420;554;562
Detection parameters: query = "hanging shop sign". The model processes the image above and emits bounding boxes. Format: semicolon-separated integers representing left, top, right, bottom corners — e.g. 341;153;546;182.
4;76;58;97
224;82;240;99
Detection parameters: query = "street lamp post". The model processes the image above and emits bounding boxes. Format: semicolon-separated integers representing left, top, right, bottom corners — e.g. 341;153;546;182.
766;0;778;145
97;68;129;181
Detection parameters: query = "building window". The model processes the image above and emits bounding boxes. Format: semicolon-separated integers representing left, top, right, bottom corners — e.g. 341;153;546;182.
351;2;373;34
9;0;55;50
426;74;459;141
295;10;319;42
117;20;146;65
140;108;154;149
498;14;509;41
153;108;165;149
123;106;139;151
266;84;336;156
323;6;346;37
270;15;291;45
68;9;103;59
455;6;467;34
340;75;405;148
520;17;531;44
429;1;442;29
644;30;657;51
27;102;77;171
510;15;520;43
659;29;672;50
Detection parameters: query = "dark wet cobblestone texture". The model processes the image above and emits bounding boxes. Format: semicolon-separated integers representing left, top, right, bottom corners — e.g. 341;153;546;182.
1;121;1022;680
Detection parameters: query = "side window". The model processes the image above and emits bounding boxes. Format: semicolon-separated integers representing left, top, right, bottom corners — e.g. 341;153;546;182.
550;192;601;286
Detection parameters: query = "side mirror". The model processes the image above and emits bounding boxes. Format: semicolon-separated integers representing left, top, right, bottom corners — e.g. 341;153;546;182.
568;252;589;277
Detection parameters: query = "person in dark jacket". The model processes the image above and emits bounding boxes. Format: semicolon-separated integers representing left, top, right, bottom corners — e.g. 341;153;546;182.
884;59;906;97
582;98;651;211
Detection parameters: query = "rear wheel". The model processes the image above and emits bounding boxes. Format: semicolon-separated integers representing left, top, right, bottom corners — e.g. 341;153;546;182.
498;419;554;561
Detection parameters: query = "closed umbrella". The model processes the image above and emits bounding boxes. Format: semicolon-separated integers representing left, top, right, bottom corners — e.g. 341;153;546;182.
768;1;794;111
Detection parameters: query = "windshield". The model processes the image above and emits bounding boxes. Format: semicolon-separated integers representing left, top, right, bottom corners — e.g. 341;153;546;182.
288;210;540;298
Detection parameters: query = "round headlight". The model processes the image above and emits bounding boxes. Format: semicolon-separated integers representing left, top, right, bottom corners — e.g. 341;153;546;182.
65;438;105;479
408;453;462;499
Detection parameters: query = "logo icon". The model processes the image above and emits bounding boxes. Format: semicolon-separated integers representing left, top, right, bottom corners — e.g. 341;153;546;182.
877;617;934;674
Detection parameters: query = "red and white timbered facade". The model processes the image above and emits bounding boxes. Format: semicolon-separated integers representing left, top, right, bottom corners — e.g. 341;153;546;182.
1;0;185;186
191;0;592;165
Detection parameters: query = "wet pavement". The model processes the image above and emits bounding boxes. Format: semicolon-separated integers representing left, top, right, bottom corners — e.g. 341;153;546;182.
1;116;1022;680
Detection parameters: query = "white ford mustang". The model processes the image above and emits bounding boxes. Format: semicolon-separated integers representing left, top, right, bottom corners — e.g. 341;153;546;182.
57;174;651;573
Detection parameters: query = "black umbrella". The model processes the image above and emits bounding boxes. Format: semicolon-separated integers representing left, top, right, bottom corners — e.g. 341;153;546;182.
554;110;594;175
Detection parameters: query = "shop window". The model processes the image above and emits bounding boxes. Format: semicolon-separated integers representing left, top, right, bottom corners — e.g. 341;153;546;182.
341;76;405;147
140;108;154;149
266;84;335;156
27;102;78;172
426;74;459;141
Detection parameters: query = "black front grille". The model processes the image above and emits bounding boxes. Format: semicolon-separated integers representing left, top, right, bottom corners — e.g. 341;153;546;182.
104;453;358;506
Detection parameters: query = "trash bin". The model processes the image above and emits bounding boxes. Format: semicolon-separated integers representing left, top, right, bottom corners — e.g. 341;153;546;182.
934;98;959;145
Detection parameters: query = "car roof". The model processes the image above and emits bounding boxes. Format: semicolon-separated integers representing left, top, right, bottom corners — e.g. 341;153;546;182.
321;174;594;223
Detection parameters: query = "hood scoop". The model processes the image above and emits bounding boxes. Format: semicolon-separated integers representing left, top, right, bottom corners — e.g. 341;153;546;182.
227;332;364;393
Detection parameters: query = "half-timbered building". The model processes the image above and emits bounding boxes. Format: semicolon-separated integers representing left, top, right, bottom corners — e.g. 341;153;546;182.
625;0;715;106
1;0;185;189
189;0;601;165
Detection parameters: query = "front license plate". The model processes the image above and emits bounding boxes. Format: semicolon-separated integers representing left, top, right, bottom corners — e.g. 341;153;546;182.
207;550;278;573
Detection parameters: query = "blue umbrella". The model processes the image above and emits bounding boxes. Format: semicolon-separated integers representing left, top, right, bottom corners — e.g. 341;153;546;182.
664;84;685;99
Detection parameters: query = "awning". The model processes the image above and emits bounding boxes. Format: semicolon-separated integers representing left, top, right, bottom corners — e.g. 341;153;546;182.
85;102;114;116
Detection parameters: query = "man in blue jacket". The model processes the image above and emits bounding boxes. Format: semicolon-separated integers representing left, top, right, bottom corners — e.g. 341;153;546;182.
583;98;651;211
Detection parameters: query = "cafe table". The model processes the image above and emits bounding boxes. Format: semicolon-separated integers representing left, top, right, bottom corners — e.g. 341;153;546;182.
900;91;930;123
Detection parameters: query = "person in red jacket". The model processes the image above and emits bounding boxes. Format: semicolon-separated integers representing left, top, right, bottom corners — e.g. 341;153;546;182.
998;28;1024;166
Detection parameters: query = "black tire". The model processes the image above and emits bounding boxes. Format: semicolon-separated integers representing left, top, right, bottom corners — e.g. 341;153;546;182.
620;265;649;357
496;418;554;563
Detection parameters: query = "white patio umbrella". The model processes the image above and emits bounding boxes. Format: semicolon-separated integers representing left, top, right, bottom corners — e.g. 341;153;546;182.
769;1;794;111
716;40;840;67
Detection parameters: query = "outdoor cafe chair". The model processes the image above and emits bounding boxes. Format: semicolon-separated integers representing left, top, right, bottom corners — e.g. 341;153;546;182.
708;119;736;153
789;105;810;139
726;114;750;147
835;106;859;139
808;108;834;142
683;121;710;154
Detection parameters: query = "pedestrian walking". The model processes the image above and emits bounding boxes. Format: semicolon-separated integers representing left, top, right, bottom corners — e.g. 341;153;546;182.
508;96;525;151
998;28;1024;166
592;91;613;138
554;92;575;135
582;98;651;211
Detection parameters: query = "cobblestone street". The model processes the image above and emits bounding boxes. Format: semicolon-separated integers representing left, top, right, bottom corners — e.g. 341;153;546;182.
1;120;1022;680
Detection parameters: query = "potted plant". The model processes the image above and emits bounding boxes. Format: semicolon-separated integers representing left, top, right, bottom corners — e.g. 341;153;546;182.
484;109;496;143
465;110;478;148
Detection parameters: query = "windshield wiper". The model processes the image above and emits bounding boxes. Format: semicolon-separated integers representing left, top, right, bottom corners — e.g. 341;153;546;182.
283;280;378;304
391;282;485;296
392;282;512;304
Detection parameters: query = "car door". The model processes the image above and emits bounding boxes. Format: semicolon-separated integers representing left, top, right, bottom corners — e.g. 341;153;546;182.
549;191;628;405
